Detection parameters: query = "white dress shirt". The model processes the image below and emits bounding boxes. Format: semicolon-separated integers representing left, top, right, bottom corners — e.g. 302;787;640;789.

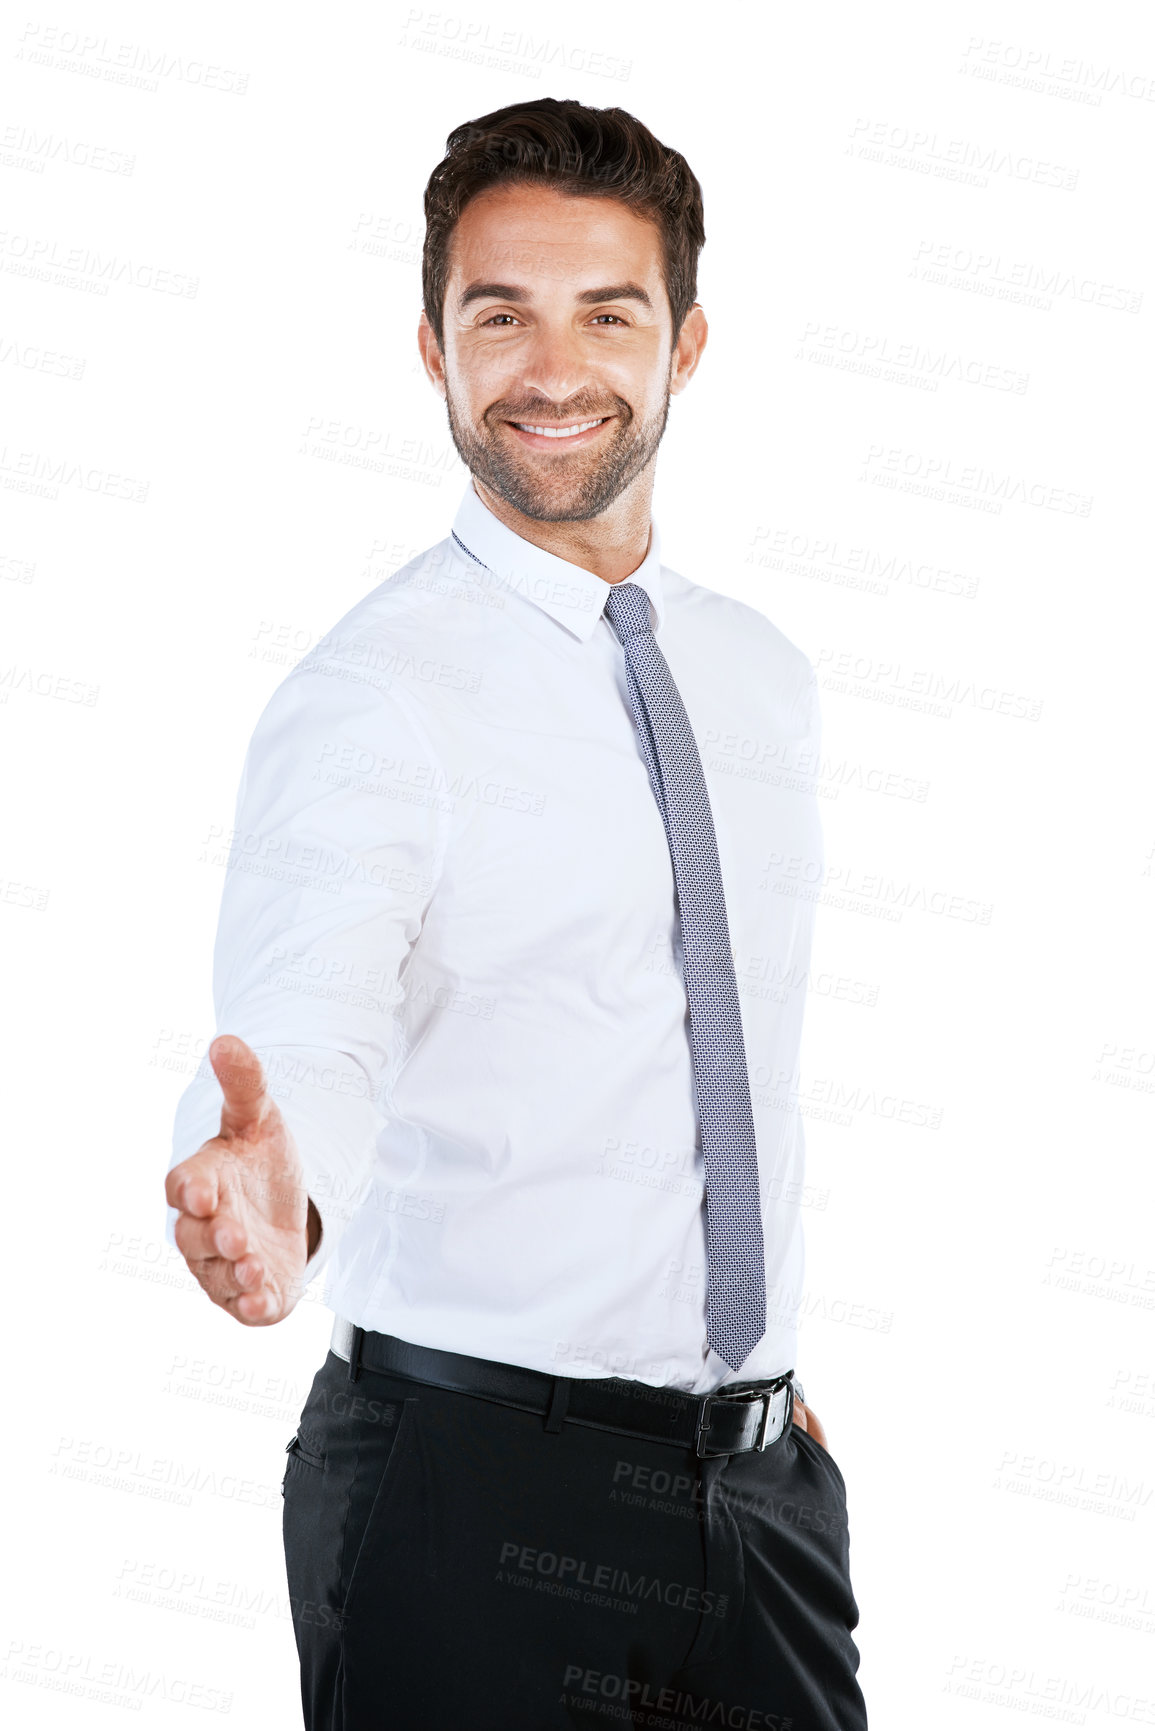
166;478;824;1396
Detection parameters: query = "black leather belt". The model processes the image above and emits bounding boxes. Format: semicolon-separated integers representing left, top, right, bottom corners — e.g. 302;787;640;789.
329;1316;797;1458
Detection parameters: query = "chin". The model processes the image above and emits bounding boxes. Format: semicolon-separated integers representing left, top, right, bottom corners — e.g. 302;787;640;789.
509;495;600;524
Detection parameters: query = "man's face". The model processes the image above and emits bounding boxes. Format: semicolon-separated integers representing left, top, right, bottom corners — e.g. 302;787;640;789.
423;183;691;522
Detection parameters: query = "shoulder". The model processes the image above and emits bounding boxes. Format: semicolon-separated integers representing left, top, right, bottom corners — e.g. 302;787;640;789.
662;563;816;683
308;535;471;664
247;536;475;751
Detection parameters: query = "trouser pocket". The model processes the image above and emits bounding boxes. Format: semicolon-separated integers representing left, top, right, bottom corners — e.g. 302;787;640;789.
284;1358;416;1615
281;1355;418;1728
338;1395;418;1626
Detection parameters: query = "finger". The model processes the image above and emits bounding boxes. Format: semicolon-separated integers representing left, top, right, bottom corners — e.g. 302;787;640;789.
239;1285;276;1321
211;1034;270;1137
165;1148;222;1216
226;1283;279;1325
189;1249;266;1307
174;1210;248;1264
200;1249;267;1294
233;1254;265;1288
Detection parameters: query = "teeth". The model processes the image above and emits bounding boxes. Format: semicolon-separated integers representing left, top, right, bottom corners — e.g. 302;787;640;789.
513;418;605;439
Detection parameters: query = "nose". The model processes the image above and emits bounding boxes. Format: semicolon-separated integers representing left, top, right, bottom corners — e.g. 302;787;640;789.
514;323;596;409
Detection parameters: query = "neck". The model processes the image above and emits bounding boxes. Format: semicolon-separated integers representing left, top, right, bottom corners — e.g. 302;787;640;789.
470;470;654;586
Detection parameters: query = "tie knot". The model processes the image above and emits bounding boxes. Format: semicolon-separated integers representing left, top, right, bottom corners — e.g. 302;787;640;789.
602;581;653;643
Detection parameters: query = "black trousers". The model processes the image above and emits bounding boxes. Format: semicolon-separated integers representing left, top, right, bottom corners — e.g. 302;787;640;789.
282;1347;867;1729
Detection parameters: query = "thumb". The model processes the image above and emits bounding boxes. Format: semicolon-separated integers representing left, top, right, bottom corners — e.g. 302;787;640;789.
210;1034;271;1136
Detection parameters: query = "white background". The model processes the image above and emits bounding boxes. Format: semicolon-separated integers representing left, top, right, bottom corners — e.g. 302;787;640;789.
2;0;1153;1724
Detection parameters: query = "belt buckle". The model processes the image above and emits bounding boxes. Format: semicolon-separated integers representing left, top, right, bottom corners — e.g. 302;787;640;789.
694;1374;794;1458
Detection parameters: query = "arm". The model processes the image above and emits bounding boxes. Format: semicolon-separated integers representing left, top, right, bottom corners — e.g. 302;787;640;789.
164;636;449;1318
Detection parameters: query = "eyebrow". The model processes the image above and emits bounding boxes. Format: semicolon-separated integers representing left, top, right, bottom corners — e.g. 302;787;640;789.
458;281;654;312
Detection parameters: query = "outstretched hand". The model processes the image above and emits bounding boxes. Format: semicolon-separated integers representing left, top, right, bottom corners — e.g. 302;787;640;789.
165;1035;317;1325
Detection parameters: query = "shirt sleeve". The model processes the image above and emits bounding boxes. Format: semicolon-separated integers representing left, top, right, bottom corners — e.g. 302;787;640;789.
164;642;451;1290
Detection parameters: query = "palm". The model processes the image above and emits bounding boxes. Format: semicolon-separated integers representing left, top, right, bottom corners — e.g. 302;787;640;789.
219;1122;303;1274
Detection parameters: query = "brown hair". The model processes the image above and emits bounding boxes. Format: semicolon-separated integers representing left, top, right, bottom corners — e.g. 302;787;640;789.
421;98;705;351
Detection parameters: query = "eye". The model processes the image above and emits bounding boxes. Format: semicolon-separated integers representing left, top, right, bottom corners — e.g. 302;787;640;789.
481;312;520;326
591;314;627;325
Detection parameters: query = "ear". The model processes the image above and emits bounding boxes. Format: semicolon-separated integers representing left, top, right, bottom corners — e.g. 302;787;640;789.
669;302;708;398
417;310;447;398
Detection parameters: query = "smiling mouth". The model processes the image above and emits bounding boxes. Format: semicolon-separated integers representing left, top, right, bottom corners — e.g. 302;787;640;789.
506;416;613;442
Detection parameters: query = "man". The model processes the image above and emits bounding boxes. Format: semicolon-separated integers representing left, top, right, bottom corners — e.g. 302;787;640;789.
164;99;867;1729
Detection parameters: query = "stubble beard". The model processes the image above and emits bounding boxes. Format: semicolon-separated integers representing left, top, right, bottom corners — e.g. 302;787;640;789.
443;382;671;522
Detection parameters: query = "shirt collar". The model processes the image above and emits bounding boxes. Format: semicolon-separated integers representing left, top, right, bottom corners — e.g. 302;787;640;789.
450;477;665;643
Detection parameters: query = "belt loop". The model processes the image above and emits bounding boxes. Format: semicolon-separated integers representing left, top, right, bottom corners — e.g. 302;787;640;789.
544;1376;570;1434
347;1325;365;1383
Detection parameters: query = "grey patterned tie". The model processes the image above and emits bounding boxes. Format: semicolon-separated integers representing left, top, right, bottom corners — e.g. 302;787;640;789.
603;581;766;1373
